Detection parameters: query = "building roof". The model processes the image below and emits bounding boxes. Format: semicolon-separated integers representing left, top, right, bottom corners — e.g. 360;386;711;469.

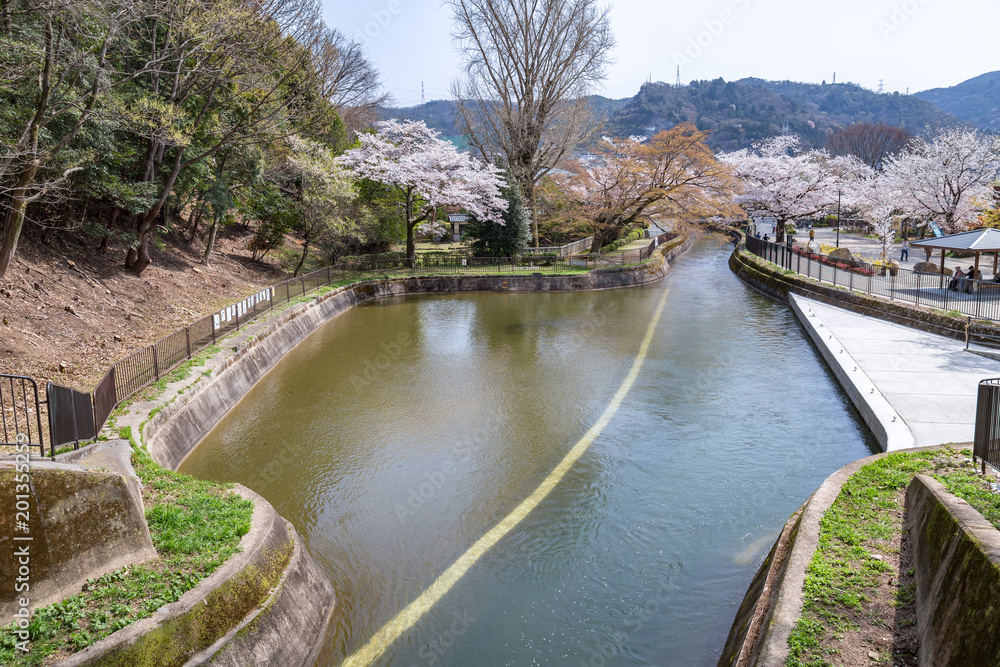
909;228;1000;253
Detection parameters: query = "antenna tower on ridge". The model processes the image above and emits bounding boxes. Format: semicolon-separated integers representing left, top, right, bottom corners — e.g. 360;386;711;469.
878;79;884;94
421;82;425;105
833;71;836;84
675;65;681;87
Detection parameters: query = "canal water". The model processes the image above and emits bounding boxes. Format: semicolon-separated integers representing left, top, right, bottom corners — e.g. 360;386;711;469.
178;235;877;666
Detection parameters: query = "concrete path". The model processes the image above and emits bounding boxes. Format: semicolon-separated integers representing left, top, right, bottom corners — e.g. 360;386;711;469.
790;293;1000;450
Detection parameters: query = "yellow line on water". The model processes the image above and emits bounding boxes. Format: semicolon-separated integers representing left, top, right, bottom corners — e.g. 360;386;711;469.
342;286;672;667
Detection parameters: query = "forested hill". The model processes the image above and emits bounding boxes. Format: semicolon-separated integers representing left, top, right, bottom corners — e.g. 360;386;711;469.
606;79;962;151
915;71;1000;131
384;79;964;152
378;95;630;146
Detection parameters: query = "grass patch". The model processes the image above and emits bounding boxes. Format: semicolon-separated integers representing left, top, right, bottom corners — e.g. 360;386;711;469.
787;448;996;666
0;430;252;665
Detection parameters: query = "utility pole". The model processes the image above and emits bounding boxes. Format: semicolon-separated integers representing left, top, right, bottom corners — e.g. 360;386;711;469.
421;82;425;105
836;189;842;249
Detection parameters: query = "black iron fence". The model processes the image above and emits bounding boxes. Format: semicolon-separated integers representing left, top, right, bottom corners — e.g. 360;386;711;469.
11;234;679;455
974;379;1000;473
745;234;1000;323
0;375;45;456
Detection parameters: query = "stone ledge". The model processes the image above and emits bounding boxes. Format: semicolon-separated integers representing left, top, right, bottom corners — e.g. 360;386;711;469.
907;474;1000;667
0;461;157;621
53;485;333;667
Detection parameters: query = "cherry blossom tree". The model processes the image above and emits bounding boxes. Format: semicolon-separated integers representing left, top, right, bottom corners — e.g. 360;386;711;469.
559;124;735;253
885;127;1000;233
847;166;902;261
339;119;507;264
720;136;859;241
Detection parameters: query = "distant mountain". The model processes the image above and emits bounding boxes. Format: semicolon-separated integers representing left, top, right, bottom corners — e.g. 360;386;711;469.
607;78;962;152
915;71;1000;131
380;78;967;153
378;95;630;147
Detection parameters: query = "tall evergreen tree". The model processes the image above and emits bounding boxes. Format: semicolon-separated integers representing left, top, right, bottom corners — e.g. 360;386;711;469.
462;175;530;257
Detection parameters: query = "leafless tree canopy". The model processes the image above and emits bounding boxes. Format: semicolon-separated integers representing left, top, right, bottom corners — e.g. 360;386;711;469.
318;27;388;137
448;0;614;245
826;122;913;171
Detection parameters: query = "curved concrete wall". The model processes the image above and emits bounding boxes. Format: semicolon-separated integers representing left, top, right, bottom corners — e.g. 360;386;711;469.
0;460;157;622
146;235;690;471
55;485;334;667
907;474;1000;667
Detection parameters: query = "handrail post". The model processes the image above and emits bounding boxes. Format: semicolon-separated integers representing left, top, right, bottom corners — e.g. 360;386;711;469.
185;326;191;359
152;344;159;380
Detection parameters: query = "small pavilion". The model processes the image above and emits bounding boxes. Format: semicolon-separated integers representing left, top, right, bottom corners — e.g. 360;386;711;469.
910;228;1000;285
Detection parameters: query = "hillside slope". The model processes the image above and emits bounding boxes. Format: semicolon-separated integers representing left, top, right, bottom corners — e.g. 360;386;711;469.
915;71;1000;131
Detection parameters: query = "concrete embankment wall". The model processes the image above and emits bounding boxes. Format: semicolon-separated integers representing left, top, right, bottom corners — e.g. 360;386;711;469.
54;485;334;667
907;474;1000;667
720;449;1000;667
146;234;690;471
0;456;157;620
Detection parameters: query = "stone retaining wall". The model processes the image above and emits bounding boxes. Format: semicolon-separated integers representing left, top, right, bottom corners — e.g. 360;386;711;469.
54;486;334;667
907;474;1000;667
0;459;157;620
728;241;1000;343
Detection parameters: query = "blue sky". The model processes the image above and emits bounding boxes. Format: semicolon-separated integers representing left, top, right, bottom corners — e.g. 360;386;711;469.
323;0;1000;106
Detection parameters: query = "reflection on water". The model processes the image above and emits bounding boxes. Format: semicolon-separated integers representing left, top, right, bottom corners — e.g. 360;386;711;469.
179;236;876;666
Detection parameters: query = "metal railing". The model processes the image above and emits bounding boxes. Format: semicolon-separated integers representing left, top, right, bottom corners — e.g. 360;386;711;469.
745;234;1000;324
520;236;595;257
974;378;1000;473
0;374;45;456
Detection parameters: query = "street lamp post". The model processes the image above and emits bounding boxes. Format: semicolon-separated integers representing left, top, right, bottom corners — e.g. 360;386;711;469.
836;189;842;249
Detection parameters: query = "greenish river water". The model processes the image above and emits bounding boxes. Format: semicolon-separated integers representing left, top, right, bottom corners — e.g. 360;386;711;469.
179;236;876;666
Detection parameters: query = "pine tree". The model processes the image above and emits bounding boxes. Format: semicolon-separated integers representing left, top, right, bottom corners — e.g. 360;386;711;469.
462;176;530;257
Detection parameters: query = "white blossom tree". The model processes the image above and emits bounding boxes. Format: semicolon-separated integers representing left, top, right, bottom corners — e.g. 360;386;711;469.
847;166;902;261
339;119;507;264
720;136;859;241
885;127;1000;233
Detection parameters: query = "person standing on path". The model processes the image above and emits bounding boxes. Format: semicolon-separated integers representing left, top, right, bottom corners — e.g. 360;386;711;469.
900;238;909;261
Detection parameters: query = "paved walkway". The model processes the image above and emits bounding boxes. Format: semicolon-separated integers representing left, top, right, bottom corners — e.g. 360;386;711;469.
790;294;1000;450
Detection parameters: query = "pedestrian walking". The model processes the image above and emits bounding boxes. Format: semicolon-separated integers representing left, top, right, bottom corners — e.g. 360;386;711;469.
900;238;909;261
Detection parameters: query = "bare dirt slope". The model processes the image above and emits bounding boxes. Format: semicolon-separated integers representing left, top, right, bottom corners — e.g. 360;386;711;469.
0;229;289;393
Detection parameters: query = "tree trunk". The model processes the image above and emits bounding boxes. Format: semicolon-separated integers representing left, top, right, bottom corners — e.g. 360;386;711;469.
98;206;119;254
528;181;539;248
405;188;416;267
406;223;416;267
293;236;310;277
202;211;221;265
127;152;185;275
0;167;37;279
188;201;205;242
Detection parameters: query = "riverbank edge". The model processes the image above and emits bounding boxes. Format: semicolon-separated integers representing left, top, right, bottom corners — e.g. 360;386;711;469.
717;445;950;667
53;484;335;667
145;232;690;472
